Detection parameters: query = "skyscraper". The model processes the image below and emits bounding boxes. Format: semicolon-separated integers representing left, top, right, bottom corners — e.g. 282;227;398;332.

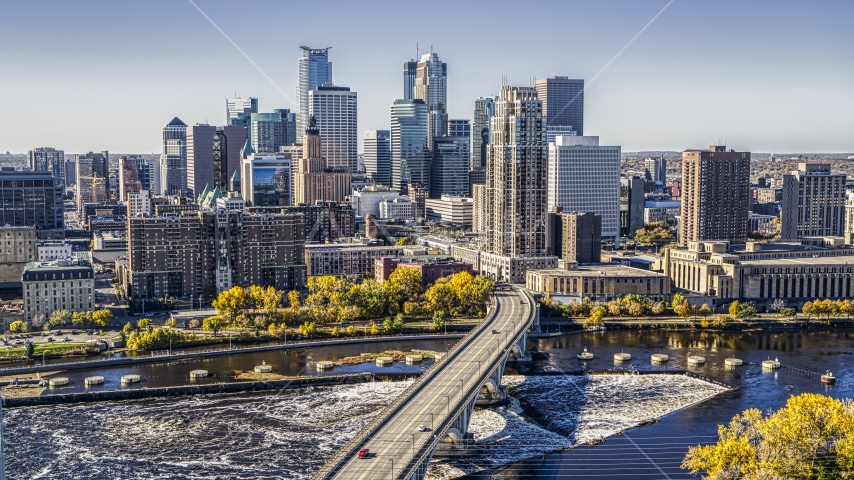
226;97;258;127
296;46;332;135
447;119;470;138
644;156;667;183
547;136;621;241
308;86;358;172
241;153;293;207
118;156;143;201
390;99;428;193
187;124;247;199
780;163;846;240
680;145;751;246
535;76;584;135
249;109;297;153
412;52;448;149
160;117;188;196
471;97;496;169
294;116;351;205
403;60;417;100
430;136;470;198
27;147;65;184
364;130;391;186
75;155;107;217
620;175;645;238
486;86;547;257
0;169;64;238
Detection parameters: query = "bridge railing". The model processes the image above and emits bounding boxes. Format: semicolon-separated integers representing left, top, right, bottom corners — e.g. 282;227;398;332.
311;297;500;480
395;289;536;479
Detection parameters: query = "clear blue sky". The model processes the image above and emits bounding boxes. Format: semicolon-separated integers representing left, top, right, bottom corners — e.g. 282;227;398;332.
1;0;852;154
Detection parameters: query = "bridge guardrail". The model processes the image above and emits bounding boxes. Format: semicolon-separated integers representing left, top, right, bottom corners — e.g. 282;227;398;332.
311;297;501;480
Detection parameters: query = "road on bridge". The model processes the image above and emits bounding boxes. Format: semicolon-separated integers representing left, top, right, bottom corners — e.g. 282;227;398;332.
327;289;531;479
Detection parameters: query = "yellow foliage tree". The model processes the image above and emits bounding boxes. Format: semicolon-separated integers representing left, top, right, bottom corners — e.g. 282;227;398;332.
212;286;247;324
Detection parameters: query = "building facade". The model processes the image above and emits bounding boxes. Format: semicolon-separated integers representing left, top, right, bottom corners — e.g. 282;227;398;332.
547;136;621;241
412;52;448;149
297;46;332;135
378;198;413;220
620;175;646;237
294;118;351;205
390;99;429;193
526;264;670;302
679;146;751;246
780;163;847;240
0;169;65;238
27;147;65;184
22;259;94;322
249;109;297;153
424;195;473;226
645;156;667;183
160;117;188;196
430;136;470;198
187;124;246;199
534;76;584;135
226;97;258;127
241;154;292;207
546;209;601;264
305;244;403;277
471;97;496;169
364;130;391;186
309;86;358;172
374;255;473;285
127;210;306;300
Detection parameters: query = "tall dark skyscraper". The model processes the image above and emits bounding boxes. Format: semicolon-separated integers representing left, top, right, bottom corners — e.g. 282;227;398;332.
364;130;391;186
535;76;584;135
0;169;64;238
187;124;247;198
403;60;417;100
472;97;496;168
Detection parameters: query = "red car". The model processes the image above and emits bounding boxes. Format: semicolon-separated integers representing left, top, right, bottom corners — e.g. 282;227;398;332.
357;449;370;459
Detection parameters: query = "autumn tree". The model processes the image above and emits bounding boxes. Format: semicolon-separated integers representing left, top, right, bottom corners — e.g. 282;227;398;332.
385;268;424;312
212;286;247;324
583;306;607;329
202;315;225;336
91;309;114;327
72;311;93;329
49;309;72;327
634;222;675;245
432;310;446;331
287;290;300;309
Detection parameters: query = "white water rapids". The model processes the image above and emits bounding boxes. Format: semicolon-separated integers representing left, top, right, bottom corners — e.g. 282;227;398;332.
3;374;725;479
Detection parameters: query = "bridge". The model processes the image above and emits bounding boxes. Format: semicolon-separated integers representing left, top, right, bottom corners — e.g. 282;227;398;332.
312;289;536;480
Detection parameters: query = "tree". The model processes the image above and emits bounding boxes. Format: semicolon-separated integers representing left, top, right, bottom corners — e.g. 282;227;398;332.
49;309;72;327
683;393;854;479
728;300;741;318
395;236;413;246
202;316;225;336
212;286;247;324
676;299;695;320
164;318;177;329
92;309;114;327
698;304;713;320
298;321;316;338
392;313;405;332
839;299;854;319
607;300;624;317
72;311;93;328
356;279;386;318
25;342;34;359
583;306;607;329
369;320;380;335
31;313;46;329
633;222;675;245
137;318;151;330
188;319;201;330
386;268;424;312
9;320;24;333
331;326;340;337
802;300;815;319
287;290;300;309
769;298;786;314
779;307;797;319
432;310;446;331
383;317;394;333
346;325;356;336
671;293;684;312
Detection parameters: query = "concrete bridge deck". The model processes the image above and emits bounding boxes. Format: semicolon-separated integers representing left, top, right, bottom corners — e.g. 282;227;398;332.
313;289;534;480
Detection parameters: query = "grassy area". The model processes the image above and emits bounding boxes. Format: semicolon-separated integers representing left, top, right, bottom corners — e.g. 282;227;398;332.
1;343;89;356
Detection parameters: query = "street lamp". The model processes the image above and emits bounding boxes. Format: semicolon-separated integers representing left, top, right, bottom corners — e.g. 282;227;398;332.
443;394;450;412
389;458;394;478
460;379;464;399
428;412;434;430
410;433;415;456
475;360;481;376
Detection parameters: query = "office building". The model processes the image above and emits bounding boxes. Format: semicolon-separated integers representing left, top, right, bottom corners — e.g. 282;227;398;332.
305;243;403;277
364;130;391;186
75;155;108;217
645;156;667;183
0;225;37;299
160;117;188;196
27;147;65;184
297;46;333;135
250;109;297;153
390;99;429;193
430;136;470;198
407;183;428;219
620;175;646;237
424;195;473;226
547;136;621;241
226;97;258;127
546;208;601;264
241;154;292;207
471;97;496;169
75;151;109;197
375;255;473;285
22;259;94;322
412;52;448;150
535;76;584;135
186;124;246;199
37;242;71;262
0;169;64;238
118;156;143;201
378;197;413;220
448;119;470;138
645;200;681;226
527;264;670;302
403;60;417;100
471;183;487;232
64;159;75;186
680;145;751;246
127;210;306;300
545;125;578;146
275;202;354;243
780;163;847;240
308;86;358;172
294;117;351;205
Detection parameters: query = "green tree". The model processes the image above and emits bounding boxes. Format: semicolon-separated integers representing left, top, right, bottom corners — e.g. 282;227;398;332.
298;321;316;338
633;222;675;245
356;279;387;318
25;342;34;359
393;313;405;332
48;309;72;327
728;300;741;317
202;316;225;336
431;310;446;331
779;307;797;319
671;293;684;312
382;317;394;333
386;268;424;311
72;311;93;328
92;309;114;327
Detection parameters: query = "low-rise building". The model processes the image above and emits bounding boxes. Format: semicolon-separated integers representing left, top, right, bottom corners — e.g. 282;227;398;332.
526;263;671;302
305;243;403;278
0;226;37;299
93;231;127;250
88;216;126;235
663;240;854;310
378;198;413;220
374;255;473;285
644;200;681;226
424;195;473;226
37;242;72;262
480;252;559;284
22;259;95;322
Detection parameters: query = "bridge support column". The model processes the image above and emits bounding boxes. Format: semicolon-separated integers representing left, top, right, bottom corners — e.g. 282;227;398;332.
509;331;532;362
476;358;508;406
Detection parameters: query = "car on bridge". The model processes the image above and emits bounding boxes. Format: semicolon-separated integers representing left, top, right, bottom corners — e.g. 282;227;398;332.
357;448;370;459
417;425;428;432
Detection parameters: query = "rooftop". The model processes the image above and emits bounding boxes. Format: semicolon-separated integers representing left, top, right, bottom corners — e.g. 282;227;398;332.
528;265;665;278
739;255;854;267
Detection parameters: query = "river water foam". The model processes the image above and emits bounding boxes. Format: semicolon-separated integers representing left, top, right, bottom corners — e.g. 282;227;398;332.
4;374;724;479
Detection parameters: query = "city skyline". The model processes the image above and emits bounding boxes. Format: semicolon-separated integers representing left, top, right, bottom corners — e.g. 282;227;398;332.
2;0;853;154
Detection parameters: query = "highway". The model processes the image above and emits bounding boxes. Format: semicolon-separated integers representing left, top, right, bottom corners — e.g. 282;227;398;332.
325;289;532;479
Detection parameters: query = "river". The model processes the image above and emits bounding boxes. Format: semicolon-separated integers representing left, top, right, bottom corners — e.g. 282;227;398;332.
3;329;853;479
